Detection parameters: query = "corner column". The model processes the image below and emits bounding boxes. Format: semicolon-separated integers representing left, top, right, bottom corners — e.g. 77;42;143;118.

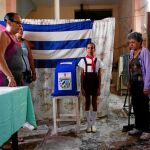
54;0;60;19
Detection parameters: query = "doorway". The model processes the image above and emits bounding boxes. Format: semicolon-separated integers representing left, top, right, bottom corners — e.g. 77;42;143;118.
75;9;112;20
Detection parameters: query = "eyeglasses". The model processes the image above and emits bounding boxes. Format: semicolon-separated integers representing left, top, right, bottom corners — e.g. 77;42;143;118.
10;20;22;25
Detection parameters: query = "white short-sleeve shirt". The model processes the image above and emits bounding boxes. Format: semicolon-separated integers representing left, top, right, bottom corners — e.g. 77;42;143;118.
78;57;104;72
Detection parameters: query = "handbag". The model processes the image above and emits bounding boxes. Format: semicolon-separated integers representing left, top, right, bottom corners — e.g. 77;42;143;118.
22;55;32;83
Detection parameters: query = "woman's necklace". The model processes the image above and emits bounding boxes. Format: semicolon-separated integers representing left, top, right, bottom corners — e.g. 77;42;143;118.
134;49;141;59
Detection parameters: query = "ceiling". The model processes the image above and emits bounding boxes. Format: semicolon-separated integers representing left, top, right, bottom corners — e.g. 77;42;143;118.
32;0;119;6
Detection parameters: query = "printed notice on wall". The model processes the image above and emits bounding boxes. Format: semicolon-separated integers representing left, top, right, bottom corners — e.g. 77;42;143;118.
58;72;72;90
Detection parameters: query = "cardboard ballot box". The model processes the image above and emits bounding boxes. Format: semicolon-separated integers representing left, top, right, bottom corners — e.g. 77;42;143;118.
51;62;79;96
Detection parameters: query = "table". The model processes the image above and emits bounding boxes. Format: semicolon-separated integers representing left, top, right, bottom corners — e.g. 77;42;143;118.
0;86;37;149
52;96;80;134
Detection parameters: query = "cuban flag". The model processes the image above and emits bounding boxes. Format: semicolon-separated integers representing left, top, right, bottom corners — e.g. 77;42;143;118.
23;20;93;68
0;20;93;68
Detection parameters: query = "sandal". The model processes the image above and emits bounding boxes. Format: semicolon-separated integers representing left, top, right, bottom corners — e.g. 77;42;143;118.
140;132;150;140
18;137;24;142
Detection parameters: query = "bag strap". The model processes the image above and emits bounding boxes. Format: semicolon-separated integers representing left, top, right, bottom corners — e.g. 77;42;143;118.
22;54;28;72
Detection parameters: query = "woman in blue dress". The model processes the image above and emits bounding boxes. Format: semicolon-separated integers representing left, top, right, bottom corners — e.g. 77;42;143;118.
15;26;36;85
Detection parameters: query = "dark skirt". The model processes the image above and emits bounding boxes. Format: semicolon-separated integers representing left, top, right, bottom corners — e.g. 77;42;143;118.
83;72;99;95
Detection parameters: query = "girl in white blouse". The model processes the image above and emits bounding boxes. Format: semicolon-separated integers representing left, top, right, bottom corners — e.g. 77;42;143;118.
78;42;103;133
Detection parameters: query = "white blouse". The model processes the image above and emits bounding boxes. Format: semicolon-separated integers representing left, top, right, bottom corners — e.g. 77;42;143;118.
78;57;104;72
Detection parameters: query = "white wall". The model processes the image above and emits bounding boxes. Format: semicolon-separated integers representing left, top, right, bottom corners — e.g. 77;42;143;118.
17;0;35;18
0;0;16;19
0;0;6;19
117;0;134;54
132;0;150;48
134;0;150;39
27;4;118;19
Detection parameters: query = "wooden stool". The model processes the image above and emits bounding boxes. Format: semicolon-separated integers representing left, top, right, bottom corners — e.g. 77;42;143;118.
52;96;80;134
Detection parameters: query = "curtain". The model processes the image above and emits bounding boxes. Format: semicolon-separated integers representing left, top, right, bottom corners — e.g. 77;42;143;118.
23;18;115;121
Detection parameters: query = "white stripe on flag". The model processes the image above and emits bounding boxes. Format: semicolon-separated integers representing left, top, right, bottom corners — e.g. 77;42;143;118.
32;48;86;59
23;29;92;41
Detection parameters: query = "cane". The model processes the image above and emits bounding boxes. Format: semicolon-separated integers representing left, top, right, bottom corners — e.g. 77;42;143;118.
122;54;134;132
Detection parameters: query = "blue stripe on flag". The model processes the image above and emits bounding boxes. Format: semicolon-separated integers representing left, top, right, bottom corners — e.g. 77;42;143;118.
35;58;82;68
31;39;91;50
23;21;93;32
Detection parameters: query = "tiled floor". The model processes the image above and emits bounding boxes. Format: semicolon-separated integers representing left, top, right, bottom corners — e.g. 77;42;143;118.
16;94;150;150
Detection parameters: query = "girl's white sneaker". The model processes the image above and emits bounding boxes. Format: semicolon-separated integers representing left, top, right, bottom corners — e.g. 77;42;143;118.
86;127;91;133
92;125;96;132
128;128;142;135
